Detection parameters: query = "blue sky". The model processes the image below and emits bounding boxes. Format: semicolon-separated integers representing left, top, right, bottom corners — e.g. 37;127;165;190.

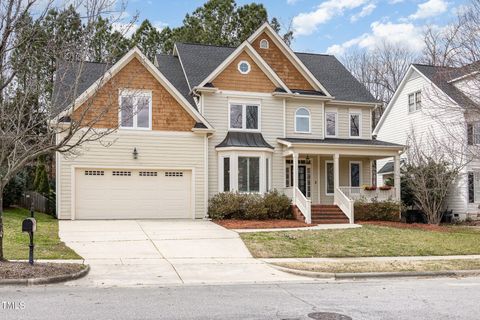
122;0;467;56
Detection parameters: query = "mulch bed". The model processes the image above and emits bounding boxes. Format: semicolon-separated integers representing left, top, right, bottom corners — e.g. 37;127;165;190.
0;261;86;279
214;219;314;229
358;220;453;232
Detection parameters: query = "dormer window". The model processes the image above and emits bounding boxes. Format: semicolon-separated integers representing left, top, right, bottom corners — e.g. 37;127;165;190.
229;103;260;131
259;39;269;49
238;61;251;74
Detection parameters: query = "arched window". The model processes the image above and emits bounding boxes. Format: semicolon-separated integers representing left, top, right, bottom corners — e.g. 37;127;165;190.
259;39;269;49
295;107;310;133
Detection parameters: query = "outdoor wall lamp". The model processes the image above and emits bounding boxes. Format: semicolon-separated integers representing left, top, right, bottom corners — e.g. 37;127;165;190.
133;148;138;160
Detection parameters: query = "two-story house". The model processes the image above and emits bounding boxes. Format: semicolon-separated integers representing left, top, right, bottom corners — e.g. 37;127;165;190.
53;23;403;224
374;62;479;220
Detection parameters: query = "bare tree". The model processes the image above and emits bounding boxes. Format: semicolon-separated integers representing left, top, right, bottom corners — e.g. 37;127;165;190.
0;0;137;260
421;24;462;67
342;42;418;125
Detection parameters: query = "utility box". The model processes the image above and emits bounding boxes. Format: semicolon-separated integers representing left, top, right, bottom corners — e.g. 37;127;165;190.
22;218;36;233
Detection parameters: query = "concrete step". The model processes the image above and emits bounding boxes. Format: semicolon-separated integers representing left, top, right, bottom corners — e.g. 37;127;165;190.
312;219;350;224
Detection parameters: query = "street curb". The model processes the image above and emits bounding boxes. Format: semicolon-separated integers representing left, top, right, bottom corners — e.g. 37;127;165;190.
269;264;480;280
0;264;90;286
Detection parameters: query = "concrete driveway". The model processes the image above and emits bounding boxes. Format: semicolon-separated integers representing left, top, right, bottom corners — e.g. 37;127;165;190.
59;220;305;287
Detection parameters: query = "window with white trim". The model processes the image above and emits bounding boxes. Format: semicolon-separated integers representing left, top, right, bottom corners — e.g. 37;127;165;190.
229;103;259;131
350;162;361;187
259;39;269;49
223;157;230;192
325;161;334;195
295;107;311;133
237;61;251;74
408;91;422;112
238;157;260;192
349;112;361;137
120;91;152;129
219;152;270;193
325;112;337;137
469;171;480;203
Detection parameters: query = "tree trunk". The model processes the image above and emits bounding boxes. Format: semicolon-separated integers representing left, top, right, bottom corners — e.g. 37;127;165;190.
0;188;4;261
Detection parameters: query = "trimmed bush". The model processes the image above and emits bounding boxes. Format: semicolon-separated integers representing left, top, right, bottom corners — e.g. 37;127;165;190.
354;198;401;221
208;189;292;220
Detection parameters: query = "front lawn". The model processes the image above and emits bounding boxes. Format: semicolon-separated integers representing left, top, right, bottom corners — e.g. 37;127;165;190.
240;225;480;258
2;208;81;260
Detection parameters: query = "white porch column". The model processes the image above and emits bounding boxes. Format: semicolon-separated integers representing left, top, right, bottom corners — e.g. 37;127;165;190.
292;152;299;203
333;153;340;204
394;154;401;200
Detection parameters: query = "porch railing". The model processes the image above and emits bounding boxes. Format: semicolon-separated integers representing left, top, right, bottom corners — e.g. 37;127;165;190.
294;187;311;224
335;187;354;224
338;187;396;202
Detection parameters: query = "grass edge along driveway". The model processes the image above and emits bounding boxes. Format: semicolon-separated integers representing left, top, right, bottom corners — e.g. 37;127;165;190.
240;225;480;258
3;208;81;260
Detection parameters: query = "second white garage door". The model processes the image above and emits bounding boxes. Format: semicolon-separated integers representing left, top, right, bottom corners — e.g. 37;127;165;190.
75;168;192;219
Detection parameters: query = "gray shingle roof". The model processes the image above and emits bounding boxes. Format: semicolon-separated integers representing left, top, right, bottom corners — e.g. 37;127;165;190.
279;137;403;147
174;42;377;104
413;64;476;108
52;61;110;116
378;161;394;174
175;43;235;88
155;53;196;107
217;132;274;149
296;52;378;103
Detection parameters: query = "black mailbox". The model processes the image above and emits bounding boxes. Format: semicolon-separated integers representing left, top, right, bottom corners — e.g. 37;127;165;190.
22;218;36;233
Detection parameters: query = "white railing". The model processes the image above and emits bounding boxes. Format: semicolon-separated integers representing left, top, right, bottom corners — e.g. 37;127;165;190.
339;187;397;202
294;187;311;224
335;187;355;224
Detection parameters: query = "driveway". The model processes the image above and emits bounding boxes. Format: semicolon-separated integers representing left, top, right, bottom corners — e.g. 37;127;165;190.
59;220;305;286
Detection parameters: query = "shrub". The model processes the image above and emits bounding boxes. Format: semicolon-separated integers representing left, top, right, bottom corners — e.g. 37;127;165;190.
263;190;292;219
2;174;26;208
207;192;245;219
354;198;401;221
208;189;292;220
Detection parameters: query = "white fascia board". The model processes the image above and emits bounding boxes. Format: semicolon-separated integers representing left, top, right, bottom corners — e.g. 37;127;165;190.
247;22;332;97
196;41;291;93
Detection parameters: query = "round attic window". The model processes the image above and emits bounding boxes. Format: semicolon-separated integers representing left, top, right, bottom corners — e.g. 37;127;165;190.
238;61;251;74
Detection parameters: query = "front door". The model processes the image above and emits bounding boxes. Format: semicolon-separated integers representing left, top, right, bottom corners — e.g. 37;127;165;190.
298;165;307;196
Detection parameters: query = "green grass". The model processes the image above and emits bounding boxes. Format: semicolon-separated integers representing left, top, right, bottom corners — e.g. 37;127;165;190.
2;208;81;260
240;225;480;258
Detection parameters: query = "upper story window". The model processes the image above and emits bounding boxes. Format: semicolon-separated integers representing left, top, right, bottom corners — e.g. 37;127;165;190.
120;90;152;130
467;122;480;145
408;91;422;112
259;39;269;49
349;112;361;137
229;103;260;131
325;112;337;137
295;107;311;133
237;61;251;74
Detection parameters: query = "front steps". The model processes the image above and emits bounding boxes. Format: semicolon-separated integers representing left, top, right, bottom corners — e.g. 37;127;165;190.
311;205;349;224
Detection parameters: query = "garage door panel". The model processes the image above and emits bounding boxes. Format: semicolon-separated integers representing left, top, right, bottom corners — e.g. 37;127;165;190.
75;169;192;219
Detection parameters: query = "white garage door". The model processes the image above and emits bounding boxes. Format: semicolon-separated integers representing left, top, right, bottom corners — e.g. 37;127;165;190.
75;168;192;219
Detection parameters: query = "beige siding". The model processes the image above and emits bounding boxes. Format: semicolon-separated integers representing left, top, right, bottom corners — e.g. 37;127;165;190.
285;99;324;139
203;93;284;196
57;131;206;219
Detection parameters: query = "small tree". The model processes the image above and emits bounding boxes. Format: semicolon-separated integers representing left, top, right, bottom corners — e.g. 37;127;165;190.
403;133;467;224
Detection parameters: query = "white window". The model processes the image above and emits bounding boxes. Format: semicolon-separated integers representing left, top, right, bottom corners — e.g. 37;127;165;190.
229;103;260;131
223;157;230;192
237;61;251;74
325;112;337;137
259;39;269;49
325;161;334;195
119;91;152;129
295;107;311;133
408;91;422;112
349;161;362;187
349;112;361;137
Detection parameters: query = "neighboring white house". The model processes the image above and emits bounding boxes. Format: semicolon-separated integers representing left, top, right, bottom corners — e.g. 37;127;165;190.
374;63;480;220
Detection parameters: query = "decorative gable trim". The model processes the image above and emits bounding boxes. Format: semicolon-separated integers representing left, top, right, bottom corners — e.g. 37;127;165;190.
247;22;332;97
194;42;291;93
54;47;213;130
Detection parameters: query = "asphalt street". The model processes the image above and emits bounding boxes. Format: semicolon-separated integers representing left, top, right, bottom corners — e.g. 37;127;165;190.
1;276;480;319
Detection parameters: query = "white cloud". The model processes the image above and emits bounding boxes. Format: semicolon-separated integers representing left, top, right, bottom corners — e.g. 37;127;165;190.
350;3;376;22
292;0;368;35
326;21;424;55
409;0;448;20
287;0;299;4
389;0;404;4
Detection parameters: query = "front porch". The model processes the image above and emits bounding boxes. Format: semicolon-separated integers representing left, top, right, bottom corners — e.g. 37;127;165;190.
278;138;403;224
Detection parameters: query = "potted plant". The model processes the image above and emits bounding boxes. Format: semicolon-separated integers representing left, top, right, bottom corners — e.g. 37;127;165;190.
379;185;392;191
363;185;377;191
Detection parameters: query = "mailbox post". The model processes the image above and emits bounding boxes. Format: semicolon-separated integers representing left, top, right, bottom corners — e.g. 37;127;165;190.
22;218;36;265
